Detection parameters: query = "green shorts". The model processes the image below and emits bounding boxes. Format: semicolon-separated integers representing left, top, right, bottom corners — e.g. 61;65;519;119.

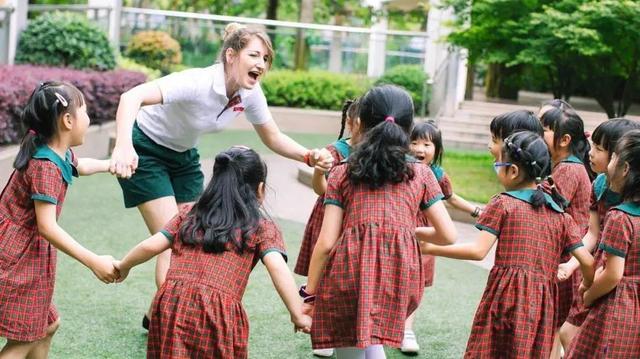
117;123;204;208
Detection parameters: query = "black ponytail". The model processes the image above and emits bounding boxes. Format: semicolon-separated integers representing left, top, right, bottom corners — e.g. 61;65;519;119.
13;81;85;171
179;147;267;253
502;131;558;209
541;107;595;180
348;85;414;189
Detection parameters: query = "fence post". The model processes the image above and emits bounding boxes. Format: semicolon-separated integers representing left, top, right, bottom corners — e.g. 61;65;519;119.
1;0;26;65
367;15;387;77
88;0;121;50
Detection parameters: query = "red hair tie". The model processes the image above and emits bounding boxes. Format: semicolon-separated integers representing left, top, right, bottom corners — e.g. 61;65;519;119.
584;131;591;139
385;116;395;123
28;129;38;136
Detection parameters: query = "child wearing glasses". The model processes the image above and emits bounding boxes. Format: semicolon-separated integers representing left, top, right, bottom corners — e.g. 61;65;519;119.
0;82;118;357
422;131;595;357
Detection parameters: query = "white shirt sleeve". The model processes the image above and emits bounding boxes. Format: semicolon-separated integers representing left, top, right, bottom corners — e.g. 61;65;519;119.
243;84;272;125
155;69;201;105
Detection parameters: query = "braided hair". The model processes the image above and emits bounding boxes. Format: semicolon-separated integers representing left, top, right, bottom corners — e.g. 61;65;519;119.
502;131;566;209
338;98;360;140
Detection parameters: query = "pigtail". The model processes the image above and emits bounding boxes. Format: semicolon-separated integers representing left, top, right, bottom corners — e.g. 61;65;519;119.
348;119;414;189
338;99;354;140
13;130;40;171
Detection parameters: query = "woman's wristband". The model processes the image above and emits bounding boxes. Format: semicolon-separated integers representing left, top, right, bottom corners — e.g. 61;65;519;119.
299;284;316;303
303;151;313;167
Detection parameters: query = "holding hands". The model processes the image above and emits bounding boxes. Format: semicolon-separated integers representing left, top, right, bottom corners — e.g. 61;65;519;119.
109;144;139;179
89;255;120;283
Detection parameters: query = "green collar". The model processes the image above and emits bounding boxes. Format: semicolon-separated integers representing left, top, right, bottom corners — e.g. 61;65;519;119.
593;173;622;206
333;138;351;160
430;164;445;181
504;189;564;213
560;154;583;164
614;202;640;216
32;146;76;184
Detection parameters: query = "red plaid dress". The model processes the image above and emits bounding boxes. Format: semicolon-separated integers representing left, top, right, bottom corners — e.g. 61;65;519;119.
418;164;453;287
147;206;287;359
566;205;640;358
294;139;350;276
551;157;591;328
465;191;583;358
0;148;76;342
310;162;444;350
566;173;621;326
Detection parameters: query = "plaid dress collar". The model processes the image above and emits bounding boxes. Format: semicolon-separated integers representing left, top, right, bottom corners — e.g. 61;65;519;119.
32;145;76;184
560;154;583;164
593;173;622;205
333;138;351;159
504;189;564;213
614;202;640;217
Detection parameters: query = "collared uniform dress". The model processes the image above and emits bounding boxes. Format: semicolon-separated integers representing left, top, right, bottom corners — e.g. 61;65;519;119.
0;146;77;341
294;138;351;276
566;203;640;358
465;190;583;358
551;155;591;328
147;206;287;359
310;162;444;350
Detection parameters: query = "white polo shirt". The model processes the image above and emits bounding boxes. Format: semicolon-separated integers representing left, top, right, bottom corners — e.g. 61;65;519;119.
136;63;272;152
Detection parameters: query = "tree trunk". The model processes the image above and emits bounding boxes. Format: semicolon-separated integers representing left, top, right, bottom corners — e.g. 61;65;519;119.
266;0;278;47
294;0;313;70
465;61;474;100
616;50;639;117
486;63;520;100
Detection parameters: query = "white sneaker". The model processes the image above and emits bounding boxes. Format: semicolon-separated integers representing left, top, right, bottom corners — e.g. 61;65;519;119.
312;348;335;357
401;330;420;353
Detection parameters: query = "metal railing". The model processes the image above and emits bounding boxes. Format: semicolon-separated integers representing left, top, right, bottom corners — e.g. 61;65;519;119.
27;4;113;35
120;7;428;75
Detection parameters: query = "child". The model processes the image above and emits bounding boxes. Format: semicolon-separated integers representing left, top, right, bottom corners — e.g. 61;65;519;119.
0;82;118;358
294;99;360;358
539;106;593;352
113;146;311;359
565;129;640;358
422;131;595;358
301;85;457;358
558;118;640;349
488;109;544;159
401;121;481;354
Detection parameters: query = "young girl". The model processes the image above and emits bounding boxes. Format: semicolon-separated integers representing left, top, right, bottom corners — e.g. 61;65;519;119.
558;118;640;349
295;99;360;358
422;131;595;358
488;109;544;159
113;146;311;359
402;121;481;354
565;129;640;358
0;82;118;358
539;106;593;353
302;85;457;358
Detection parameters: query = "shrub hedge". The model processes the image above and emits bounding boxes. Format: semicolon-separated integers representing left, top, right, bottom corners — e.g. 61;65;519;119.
0;65;146;145
126;31;182;75
262;70;371;111
375;65;430;113
15;13;116;71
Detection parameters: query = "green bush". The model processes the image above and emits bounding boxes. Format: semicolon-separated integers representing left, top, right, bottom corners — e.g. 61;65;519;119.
375;65;430;113
16;13;116;71
117;57;161;80
262;70;371;111
126;31;182;74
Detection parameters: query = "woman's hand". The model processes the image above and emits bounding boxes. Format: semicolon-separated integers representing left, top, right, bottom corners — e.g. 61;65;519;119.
109;144;139;179
292;312;312;334
308;148;334;172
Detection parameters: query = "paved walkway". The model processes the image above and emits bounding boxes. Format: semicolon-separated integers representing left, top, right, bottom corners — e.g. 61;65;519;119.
202;154;495;270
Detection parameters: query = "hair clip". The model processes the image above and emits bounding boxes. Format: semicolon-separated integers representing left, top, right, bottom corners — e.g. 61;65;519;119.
385;116;395;123
54;92;68;107
530;160;537;166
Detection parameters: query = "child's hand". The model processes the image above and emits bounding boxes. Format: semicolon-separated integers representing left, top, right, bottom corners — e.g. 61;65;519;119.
310;148;334;172
557;262;575;281
419;241;435;255
90;255;119;283
578;281;591;296
583;290;594;307
293;313;312;334
113;260;130;283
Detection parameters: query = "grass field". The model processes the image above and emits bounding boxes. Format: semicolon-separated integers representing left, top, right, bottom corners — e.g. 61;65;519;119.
1;131;493;358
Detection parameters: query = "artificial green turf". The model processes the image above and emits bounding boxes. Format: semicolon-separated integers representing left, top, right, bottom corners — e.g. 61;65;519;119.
1;130;491;358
